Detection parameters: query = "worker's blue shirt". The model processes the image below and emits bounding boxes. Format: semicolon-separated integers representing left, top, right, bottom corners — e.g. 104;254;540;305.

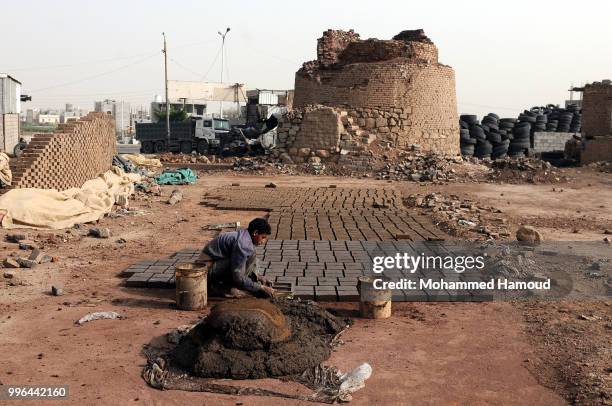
203;229;260;292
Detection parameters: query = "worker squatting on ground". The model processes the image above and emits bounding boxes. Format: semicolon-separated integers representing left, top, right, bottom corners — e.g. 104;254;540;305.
199;218;275;297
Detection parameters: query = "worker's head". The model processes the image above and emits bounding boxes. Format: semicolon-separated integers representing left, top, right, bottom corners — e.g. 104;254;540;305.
248;218;271;246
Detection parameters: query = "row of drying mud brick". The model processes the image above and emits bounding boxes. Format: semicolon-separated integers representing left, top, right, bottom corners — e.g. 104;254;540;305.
122;239;482;302
203;186;444;241
8;112;116;191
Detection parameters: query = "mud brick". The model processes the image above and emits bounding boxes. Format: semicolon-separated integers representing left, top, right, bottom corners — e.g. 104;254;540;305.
297;277;317;286
121;266;148;277
338;277;358;286
315;286;337;301
284;271;305;279
317;277;338;286
336;287;360;301
293;286;315;300
148;265;168;272
156;259;176;265
323;270;344;277
148;274;172;288
276;276;296;284
125;273;152;287
306;262;325;269
324;263;344;270
344;268;365;277
344;263;364;270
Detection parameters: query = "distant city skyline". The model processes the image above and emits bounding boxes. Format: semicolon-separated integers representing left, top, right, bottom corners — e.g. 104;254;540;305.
3;0;611;119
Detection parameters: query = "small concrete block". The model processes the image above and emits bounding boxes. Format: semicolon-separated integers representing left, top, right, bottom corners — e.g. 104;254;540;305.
89;228;111;238
18;240;39;250
28;249;45;264
3;258;20;268
17;258;37;268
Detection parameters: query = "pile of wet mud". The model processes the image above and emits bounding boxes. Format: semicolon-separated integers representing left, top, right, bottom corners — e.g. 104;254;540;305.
171;298;348;379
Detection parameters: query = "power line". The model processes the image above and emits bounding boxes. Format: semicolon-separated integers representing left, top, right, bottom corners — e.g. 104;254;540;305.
5;50;161;72
200;44;223;82
169;57;202;78
27;52;159;93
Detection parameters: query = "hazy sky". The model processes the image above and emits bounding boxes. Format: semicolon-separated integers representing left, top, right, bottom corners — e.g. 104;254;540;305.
3;0;611;118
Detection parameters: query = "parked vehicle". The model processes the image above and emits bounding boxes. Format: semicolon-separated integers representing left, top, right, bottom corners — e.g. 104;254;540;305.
135;117;230;154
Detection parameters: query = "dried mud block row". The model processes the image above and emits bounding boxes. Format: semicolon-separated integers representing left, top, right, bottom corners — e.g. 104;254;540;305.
202;186;404;210
8;112;116;191
267;210;444;241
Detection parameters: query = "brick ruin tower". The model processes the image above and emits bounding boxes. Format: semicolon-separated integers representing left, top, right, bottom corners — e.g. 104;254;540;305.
291;29;459;155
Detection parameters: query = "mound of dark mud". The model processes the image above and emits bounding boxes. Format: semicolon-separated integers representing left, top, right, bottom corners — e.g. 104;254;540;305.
171;298;347;379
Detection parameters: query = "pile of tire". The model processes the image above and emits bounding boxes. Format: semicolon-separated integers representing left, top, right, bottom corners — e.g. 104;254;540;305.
459;113;510;159
460;103;581;159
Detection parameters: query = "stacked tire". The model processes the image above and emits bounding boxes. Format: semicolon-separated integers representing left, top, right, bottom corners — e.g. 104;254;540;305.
509;122;530;157
459;113;510;159
459;103;582;160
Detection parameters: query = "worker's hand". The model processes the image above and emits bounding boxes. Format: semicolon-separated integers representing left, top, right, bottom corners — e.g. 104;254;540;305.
257;274;273;287
261;285;275;298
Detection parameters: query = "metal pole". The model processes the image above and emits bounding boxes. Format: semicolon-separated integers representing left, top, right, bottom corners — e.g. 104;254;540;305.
163;32;170;140
121;100;124;141
218;28;230;119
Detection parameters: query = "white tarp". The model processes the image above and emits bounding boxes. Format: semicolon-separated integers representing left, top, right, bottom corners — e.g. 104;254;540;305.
0;167;141;230
168;81;246;103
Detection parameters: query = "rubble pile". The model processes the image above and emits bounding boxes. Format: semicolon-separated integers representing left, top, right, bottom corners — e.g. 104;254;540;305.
157;153;212;164
376;153;462;182
405;193;510;240
485;156;566;183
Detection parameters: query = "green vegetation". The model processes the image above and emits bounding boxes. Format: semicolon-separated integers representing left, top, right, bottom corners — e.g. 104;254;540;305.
153;107;188;122
21;123;57;133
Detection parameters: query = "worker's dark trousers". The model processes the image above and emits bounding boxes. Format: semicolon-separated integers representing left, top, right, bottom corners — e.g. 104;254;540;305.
207;255;258;288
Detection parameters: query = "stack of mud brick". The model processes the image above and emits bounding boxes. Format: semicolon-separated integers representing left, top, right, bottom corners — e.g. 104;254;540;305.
8;112;116;191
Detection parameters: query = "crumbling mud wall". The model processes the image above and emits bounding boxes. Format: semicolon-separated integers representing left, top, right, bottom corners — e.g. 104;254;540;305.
292;29;459;154
581;80;612;138
9;112;116;190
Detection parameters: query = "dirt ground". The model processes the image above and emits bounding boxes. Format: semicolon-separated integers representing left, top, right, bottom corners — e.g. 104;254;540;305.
0;168;610;405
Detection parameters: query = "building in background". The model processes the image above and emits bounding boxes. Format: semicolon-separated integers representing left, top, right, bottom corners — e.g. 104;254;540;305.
94;99;131;137
60;103;83;123
150;94;207;123
0;73;22;154
38;114;60;125
25;108;40;124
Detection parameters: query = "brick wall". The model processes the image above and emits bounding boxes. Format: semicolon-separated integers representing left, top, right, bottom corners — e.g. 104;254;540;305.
532;132;576;153
1;114;19;154
317;29;360;66
293;29;459;155
8;112;116;190
581;82;612;137
580;135;612;164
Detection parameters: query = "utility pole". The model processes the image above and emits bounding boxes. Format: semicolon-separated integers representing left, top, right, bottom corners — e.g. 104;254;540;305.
120;100;124;141
218;27;230;118
162;32;170;140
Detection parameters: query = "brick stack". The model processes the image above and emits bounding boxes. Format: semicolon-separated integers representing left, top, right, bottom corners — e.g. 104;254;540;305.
8;112;116;190
581;80;612;138
293;29;459;155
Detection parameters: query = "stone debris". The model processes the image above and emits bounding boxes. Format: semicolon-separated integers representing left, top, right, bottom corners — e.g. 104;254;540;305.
406;192;509;239
51;285;64;296
18;240;38;250
16;258;37;268
377;153;462;182
3;258;20;268
167;189;183;205
6;233;28;243
516;226;544;244
76;311;124;326
89;228;111;239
